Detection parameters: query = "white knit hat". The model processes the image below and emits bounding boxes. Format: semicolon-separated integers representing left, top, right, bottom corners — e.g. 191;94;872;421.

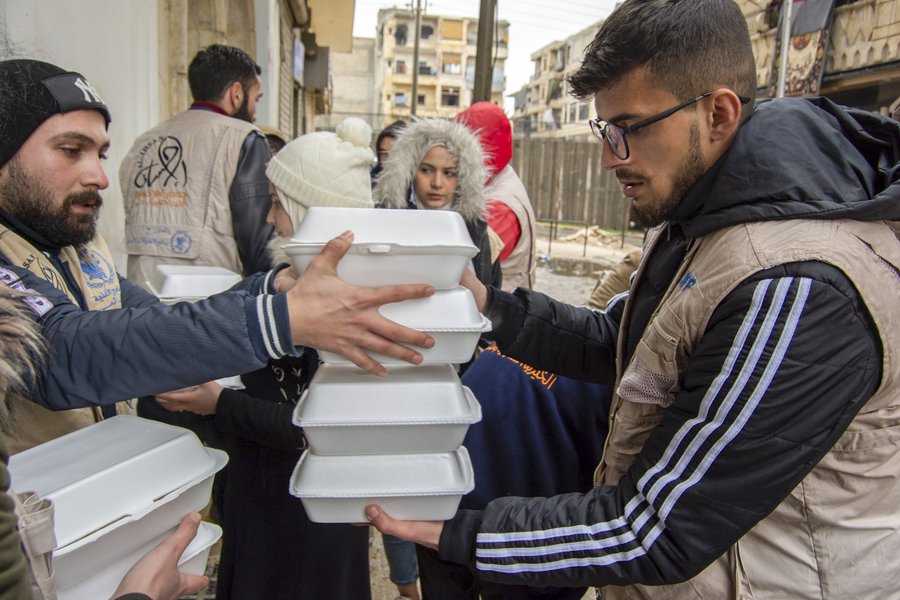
265;117;375;229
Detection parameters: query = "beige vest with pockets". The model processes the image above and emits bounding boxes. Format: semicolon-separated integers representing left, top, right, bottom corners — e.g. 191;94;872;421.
598;219;900;599
0;227;130;454
120;109;258;287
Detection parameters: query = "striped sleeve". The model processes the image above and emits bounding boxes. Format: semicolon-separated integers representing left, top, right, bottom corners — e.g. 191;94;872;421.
244;292;296;360
443;266;881;588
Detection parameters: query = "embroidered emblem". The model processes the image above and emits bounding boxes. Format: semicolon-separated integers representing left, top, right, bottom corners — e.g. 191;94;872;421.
170;231;193;255
0;267;53;316
78;248;115;289
677;272;697;290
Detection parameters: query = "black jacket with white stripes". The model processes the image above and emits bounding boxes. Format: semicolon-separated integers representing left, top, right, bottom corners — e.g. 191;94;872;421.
438;97;900;587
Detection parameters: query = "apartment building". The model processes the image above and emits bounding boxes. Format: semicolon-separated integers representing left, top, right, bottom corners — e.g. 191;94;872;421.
512;0;900;140
374;8;509;126
316;36;381;131
509;22;600;140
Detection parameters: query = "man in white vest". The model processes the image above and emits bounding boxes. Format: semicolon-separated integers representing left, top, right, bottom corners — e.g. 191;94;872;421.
366;1;900;598
120;44;274;284
118;45;276;473
0;59;434;454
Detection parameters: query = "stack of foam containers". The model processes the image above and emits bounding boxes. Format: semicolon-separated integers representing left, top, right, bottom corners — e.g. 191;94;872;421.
8;416;227;599
283;207;489;522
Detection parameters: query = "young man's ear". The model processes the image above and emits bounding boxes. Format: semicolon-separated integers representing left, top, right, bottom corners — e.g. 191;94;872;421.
225;80;243;113
707;89;744;142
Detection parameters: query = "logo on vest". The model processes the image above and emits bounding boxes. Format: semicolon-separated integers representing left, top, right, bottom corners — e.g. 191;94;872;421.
677;272;697;290
78;248;115;289
133;136;188;191
171;231;193;255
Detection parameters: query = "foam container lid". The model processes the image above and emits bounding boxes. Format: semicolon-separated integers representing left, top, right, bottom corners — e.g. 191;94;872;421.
288;206;478;250
146;265;241;298
295;364;480;426
377;287;489;332
290;447;474;497
9;415;222;548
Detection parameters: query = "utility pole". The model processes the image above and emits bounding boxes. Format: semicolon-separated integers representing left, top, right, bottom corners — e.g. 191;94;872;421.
776;0;793;98
473;0;496;103
411;0;423;116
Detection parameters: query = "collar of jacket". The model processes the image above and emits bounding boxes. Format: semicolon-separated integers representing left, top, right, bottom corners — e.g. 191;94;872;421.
190;101;230;117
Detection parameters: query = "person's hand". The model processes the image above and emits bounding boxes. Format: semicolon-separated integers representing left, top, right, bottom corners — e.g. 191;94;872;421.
286;231;436;376
111;512;209;600
156;381;224;415
460;268;488;313
364;504;443;551
273;265;300;292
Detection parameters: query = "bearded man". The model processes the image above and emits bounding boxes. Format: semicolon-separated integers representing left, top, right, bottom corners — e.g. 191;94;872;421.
366;1;900;598
120;44;273;283
0;59;434;454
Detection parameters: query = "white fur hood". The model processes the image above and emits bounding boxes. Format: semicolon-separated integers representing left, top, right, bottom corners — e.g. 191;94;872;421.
373;118;487;223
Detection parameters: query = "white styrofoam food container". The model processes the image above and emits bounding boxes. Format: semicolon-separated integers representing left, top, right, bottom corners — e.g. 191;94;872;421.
56;521;222;600
8;415;226;549
289;447;474;523
145;264;241;300
318;287;491;365
283;207;478;289
294;364;482;454
51;448;226;589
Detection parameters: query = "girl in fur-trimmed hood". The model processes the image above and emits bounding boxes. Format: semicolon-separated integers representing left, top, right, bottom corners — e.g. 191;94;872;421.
374;118;501;288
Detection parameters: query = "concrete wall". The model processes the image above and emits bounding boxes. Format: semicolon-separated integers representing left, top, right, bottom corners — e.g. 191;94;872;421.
1;0;162;269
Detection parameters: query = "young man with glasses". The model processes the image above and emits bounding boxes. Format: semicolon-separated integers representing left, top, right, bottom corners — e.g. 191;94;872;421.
366;0;900;598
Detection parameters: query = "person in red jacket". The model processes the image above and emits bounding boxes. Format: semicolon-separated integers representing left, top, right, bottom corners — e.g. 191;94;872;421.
456;102;537;292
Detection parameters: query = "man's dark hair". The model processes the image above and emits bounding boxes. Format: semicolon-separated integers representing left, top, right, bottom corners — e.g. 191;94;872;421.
188;44;262;102
568;0;757;122
376;120;407;150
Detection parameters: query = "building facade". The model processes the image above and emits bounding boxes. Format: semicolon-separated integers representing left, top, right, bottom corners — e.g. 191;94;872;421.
316;36;380;131
374;8;509;127
512;0;900;140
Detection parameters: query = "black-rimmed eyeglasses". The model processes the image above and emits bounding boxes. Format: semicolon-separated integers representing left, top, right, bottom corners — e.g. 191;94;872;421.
589;91;752;160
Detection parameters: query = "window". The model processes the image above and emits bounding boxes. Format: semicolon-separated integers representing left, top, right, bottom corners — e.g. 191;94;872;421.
442;53;462;75
418;95;426;106
393;93;409;107
396;60;407;74
419;61;435;76
441;87;460;107
579;104;589;120
442;19;463;40
395;24;408;46
421;25;434;40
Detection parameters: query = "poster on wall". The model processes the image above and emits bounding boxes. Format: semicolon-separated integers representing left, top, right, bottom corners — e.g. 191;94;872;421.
767;0;837;97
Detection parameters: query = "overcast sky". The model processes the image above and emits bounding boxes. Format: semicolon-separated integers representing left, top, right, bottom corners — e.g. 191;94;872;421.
352;0;619;112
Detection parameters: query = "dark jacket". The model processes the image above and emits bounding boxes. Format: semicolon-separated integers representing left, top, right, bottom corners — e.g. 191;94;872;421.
439;98;900;588
0;214;294;410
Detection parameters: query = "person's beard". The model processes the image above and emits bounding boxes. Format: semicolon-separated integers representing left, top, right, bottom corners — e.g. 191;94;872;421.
0;156;102;247
232;86;254;123
631;122;704;229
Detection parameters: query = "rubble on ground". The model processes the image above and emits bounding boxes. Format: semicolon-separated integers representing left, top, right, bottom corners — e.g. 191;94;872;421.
558;226;628;248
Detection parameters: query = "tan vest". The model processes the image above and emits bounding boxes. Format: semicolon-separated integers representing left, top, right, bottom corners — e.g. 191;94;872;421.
486;165;537;291
598;219;900;599
0;226;130;454
120;109;259;287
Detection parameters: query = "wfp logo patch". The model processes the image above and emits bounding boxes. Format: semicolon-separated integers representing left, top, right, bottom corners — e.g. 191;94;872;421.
677;272;697;290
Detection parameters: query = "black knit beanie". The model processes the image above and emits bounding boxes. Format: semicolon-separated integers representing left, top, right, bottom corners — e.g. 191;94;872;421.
0;59;111;169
